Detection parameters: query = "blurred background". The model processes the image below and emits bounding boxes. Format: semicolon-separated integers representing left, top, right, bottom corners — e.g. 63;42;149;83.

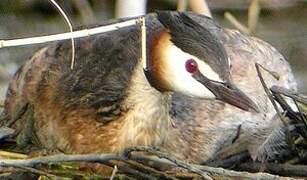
0;0;306;100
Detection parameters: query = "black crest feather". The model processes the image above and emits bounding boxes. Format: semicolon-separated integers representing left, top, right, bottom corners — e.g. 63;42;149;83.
156;11;230;81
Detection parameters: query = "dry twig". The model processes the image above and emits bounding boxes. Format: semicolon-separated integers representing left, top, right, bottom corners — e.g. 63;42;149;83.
189;0;212;17
225;0;260;34
48;0;73;69
255;63;297;153
177;0;188;12
224;12;250;34
134;154;295;179
141;17;147;70
0;147;297;179
248;0;260;33
123;147;293;179
271;86;307;105
123;147;212;179
109;165;118;180
206;151;250;168
255;63;287;125
0;19;140;48
238;162;307;177
123;160;177;180
0;150;28;159
0;153;122;167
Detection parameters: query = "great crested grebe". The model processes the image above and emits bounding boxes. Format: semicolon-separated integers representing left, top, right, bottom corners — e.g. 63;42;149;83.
2;11;295;163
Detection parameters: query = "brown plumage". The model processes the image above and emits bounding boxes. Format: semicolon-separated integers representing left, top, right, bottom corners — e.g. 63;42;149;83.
4;23;170;154
1;11;296;164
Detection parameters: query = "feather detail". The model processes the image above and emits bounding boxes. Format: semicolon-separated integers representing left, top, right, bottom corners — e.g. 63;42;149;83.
253;125;289;162
156;11;230;82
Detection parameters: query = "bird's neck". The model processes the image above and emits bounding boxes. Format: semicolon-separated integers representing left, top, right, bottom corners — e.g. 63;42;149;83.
115;62;172;151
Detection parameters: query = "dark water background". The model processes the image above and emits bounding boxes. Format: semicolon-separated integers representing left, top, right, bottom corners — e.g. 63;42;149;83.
0;1;306;99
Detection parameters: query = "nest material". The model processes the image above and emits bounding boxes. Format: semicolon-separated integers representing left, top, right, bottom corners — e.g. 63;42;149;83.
0;65;306;179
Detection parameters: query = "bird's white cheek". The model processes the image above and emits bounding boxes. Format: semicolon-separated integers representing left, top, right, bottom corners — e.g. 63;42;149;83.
178;79;215;98
170;70;215;98
163;44;216;98
197;60;223;83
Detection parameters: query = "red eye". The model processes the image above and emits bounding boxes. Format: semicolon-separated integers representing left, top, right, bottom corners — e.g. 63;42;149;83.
185;59;198;73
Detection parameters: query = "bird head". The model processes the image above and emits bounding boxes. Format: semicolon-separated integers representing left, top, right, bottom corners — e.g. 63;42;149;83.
148;11;258;112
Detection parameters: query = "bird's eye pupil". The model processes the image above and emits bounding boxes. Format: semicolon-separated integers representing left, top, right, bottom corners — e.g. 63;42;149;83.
185;59;198;73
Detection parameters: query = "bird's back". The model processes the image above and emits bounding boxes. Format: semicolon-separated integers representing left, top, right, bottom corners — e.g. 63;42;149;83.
2;24;150;153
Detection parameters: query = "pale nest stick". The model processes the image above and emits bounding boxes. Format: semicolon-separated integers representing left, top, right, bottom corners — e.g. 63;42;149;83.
189;0;212;18
0;153;122;167
0;19;139;48
141;17;147;70
110;165;118;180
48;0;75;69
0;2;142;67
0;150;28;159
248;0;260;33
225;0;260;35
177;0;188;12
0;147;296;180
224;12;250;34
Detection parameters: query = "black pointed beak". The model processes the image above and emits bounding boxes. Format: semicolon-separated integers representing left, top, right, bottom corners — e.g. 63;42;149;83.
193;71;259;113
